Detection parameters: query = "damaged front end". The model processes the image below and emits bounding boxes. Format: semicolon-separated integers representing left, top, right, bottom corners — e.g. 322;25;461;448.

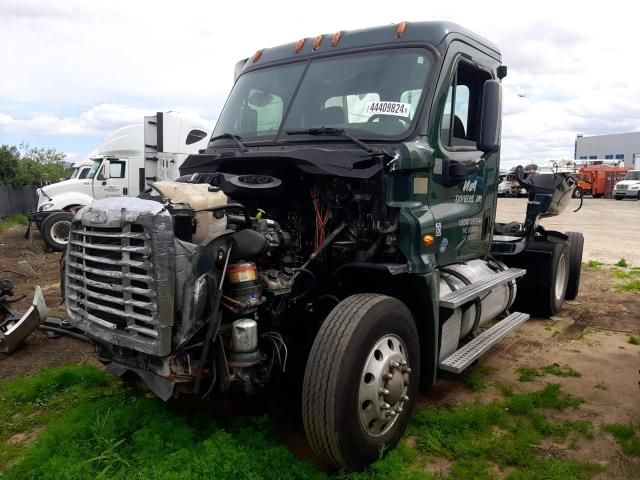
64;196;233;399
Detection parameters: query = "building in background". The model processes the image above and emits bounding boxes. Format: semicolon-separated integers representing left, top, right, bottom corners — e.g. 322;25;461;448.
574;132;640;168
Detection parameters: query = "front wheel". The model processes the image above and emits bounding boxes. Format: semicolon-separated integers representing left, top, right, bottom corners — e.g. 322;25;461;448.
302;294;420;470
40;211;73;251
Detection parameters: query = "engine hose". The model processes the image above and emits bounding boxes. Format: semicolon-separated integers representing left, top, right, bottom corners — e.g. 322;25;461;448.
38;325;90;343
291;268;316;302
573;188;584;212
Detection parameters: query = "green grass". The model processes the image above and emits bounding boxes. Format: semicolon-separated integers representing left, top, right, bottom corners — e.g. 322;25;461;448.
603;424;640;456
585;260;602;269
516;367;543;382
628;335;640;345
516;364;581;382
616;280;640;293
615;258;630;268
541;364;581;378
462;365;497;391
0;366;603;480
0;213;28;232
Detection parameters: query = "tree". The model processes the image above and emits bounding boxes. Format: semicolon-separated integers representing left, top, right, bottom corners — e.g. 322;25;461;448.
0;143;70;186
0;145;20;185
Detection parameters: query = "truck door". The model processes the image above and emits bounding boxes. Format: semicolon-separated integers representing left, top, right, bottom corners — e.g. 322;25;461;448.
96;158;130;198
429;42;501;266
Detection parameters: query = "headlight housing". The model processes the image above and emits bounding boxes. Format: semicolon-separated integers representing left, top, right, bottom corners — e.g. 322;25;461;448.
630;185;640;190
39;202;55;211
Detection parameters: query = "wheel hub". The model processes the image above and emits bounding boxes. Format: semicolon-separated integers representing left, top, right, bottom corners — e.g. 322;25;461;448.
358;334;411;437
51;220;70;244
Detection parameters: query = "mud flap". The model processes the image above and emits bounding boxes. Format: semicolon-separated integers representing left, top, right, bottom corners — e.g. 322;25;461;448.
0;286;48;354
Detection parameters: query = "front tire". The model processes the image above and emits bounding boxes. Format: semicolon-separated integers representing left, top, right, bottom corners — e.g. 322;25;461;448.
40;211;73;252
302;294;420;470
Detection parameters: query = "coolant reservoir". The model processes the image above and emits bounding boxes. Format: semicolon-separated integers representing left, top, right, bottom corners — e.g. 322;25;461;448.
152;181;228;243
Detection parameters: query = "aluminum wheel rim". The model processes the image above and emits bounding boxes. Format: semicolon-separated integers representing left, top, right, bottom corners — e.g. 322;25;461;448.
555;253;568;300
51;220;70;245
358;334;411;437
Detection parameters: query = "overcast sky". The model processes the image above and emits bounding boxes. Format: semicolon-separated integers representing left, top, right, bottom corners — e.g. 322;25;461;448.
1;0;639;168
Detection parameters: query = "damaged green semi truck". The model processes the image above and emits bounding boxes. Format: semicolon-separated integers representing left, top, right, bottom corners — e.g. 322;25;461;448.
63;21;584;470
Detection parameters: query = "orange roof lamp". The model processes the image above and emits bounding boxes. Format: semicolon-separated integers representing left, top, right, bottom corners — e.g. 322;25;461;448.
251;49;264;63
312;35;323;50
396;21;408;38
331;31;343;47
295;39;305;54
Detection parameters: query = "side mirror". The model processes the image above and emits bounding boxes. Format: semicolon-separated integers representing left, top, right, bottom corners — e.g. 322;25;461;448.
477;80;502;153
97;160;110;181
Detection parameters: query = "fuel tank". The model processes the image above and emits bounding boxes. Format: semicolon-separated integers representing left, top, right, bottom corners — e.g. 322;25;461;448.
438;258;516;360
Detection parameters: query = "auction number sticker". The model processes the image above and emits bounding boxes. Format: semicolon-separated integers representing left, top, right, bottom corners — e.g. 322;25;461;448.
364;101;411;117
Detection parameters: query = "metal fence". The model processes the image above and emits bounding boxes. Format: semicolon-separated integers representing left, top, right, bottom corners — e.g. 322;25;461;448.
0;186;37;217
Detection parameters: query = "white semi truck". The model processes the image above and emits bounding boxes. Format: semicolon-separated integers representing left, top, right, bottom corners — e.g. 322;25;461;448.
28;112;212;250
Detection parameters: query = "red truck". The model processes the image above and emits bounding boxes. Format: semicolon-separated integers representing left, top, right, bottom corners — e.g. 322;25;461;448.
576;164;629;198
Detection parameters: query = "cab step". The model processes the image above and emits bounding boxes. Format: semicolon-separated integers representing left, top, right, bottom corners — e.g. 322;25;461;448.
440;267;526;309
438;311;530;374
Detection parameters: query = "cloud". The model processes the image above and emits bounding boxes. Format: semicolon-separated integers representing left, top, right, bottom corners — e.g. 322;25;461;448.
0;104;149;136
2;0;640;166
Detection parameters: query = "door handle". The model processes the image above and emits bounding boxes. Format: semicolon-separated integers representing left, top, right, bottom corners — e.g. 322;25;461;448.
123;187;128;195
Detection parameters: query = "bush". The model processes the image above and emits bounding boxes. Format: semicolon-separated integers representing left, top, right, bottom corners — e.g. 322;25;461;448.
0;143;70;186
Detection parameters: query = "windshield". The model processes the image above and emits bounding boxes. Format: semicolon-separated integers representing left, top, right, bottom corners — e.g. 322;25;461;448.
212;48;432;145
623;171;640;181
86;159;103;179
78;167;91;179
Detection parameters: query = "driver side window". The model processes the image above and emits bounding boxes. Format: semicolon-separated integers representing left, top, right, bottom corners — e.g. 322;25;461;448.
440;61;491;149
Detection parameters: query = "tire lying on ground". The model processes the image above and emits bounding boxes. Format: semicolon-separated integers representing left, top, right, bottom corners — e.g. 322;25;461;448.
564;232;584;301
40;211;74;252
302;294;420;470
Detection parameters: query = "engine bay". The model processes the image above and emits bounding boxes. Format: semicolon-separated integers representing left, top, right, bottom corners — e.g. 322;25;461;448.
129;162;405;397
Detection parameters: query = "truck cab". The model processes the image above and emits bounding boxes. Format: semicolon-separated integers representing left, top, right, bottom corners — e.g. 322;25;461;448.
30;112;212;250
62;22;583;470
613;170;640;200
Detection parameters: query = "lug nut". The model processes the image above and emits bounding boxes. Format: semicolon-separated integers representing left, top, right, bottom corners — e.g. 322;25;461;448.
399;360;407;366
395;405;403;413
390;360;399;369
379;388;390;396
383;372;393;380
387;410;397;417
380;402;391;410
402;367;412;374
401;395;409;402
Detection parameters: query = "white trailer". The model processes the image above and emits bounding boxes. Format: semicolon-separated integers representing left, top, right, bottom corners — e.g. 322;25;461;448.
28;112;212;251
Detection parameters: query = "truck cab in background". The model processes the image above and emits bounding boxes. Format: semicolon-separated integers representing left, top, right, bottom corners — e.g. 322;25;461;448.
613;170;640;200
29;112;212;251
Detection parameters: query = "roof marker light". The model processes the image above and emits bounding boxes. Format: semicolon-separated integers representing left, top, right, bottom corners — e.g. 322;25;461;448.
331;31;343;47
295;38;305;54
252;49;264;63
396;22;408;38
312;35;323;50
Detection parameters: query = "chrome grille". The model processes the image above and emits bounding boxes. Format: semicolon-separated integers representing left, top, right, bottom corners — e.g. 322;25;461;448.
65;198;175;356
617;184;628;190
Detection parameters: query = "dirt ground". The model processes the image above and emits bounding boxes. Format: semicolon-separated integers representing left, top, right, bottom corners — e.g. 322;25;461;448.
1;222;639;477
0;228;95;380
496;197;640;265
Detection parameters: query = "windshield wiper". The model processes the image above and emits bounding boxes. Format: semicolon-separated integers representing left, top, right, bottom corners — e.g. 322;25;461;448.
209;133;249;152
286;127;393;159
